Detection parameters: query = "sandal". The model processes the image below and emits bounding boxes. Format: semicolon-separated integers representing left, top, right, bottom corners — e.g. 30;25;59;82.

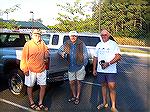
38;104;48;111
74;98;80;105
68;97;76;102
97;103;108;110
30;103;40;111
111;107;118;112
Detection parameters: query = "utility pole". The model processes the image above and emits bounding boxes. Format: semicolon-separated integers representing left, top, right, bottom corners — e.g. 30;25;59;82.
99;0;104;33
30;11;34;29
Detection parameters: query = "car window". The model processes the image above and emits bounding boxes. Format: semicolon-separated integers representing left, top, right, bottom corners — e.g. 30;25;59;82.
52;35;59;45
63;36;70;43
0;34;8;47
41;34;51;45
85;36;100;46
63;35;100;46
0;33;30;47
24;34;30;42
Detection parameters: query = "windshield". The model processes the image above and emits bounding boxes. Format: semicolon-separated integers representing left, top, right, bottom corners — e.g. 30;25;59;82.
41;34;51;45
63;35;101;47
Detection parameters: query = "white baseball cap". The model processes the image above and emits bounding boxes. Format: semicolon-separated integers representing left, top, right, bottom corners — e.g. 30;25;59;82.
69;31;78;36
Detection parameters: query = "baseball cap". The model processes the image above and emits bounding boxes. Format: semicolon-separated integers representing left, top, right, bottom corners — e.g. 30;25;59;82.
32;29;42;35
69;31;78;36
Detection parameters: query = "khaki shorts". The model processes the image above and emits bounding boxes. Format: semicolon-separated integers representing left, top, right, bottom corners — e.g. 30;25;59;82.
25;70;47;87
68;66;86;81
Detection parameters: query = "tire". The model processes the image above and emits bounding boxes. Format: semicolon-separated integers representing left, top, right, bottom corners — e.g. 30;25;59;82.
8;69;26;97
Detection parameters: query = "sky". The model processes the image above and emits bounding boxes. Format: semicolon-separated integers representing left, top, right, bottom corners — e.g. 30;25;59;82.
0;0;94;26
0;0;72;26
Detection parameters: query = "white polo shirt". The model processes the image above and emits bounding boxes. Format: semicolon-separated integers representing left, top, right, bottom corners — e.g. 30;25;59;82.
94;40;120;73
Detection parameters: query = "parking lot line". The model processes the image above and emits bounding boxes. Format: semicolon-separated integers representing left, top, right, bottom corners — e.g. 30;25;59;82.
0;98;34;112
81;80;101;86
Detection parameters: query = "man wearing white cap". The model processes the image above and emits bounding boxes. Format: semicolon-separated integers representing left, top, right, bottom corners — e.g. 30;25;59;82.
58;31;88;105
20;29;49;111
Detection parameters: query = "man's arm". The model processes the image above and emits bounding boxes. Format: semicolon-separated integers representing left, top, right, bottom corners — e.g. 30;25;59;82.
93;56;98;76
83;43;88;66
58;44;66;58
44;45;50;64
20;43;29;75
109;53;121;65
102;53;121;69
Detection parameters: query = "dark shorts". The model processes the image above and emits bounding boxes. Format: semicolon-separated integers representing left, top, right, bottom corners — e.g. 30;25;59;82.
97;72;116;84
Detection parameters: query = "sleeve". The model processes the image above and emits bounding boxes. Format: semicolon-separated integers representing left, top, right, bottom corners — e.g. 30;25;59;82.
58;44;65;55
20;43;29;73
114;42;120;54
58;43;68;59
94;43;100;57
44;44;49;59
83;43;88;66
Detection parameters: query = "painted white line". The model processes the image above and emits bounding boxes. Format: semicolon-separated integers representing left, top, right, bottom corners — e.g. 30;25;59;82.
119;45;150;49
81;81;101;86
0;98;34;112
121;52;150;57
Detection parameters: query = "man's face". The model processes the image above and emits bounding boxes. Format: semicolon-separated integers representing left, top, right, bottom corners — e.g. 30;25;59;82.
69;35;77;44
32;33;41;43
101;32;109;42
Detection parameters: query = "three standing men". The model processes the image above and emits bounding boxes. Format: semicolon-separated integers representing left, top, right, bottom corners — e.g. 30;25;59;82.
93;30;121;112
20;29;49;111
20;29;120;111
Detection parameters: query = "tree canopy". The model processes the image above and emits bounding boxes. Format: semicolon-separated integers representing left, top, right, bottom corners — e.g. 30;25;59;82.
48;0;150;40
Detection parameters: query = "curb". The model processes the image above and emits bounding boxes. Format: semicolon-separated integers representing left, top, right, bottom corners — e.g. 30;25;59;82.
121;52;150;57
119;45;150;49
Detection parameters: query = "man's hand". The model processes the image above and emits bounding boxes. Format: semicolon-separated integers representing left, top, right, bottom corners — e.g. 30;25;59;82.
61;52;66;58
24;71;29;76
101;62;109;69
93;70;97;76
44;58;49;64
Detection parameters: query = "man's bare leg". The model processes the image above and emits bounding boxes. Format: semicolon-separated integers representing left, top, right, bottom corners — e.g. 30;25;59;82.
27;87;34;104
69;80;76;98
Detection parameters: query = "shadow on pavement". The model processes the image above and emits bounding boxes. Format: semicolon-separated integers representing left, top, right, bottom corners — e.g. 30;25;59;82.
89;54;149;112
0;77;8;92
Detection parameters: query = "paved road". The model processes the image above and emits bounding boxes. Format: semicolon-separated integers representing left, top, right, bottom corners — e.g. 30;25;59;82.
119;45;150;52
0;54;149;112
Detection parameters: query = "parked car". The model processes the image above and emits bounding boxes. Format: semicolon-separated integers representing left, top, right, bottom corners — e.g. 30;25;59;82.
0;31;31;96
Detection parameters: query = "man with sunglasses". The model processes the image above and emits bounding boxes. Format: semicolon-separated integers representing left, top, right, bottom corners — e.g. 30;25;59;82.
93;30;121;112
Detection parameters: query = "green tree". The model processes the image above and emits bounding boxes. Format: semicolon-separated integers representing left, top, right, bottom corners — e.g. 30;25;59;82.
92;0;149;38
0;19;19;30
48;0;95;32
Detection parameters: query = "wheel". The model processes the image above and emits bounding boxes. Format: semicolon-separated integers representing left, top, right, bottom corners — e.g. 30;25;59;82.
8;69;26;97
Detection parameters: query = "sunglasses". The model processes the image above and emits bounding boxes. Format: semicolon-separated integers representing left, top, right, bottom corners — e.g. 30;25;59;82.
101;34;107;36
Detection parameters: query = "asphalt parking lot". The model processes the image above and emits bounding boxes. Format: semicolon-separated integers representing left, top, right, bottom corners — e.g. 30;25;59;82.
0;54;149;112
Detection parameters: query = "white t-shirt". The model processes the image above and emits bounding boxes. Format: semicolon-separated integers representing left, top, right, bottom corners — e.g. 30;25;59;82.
94;40;120;73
